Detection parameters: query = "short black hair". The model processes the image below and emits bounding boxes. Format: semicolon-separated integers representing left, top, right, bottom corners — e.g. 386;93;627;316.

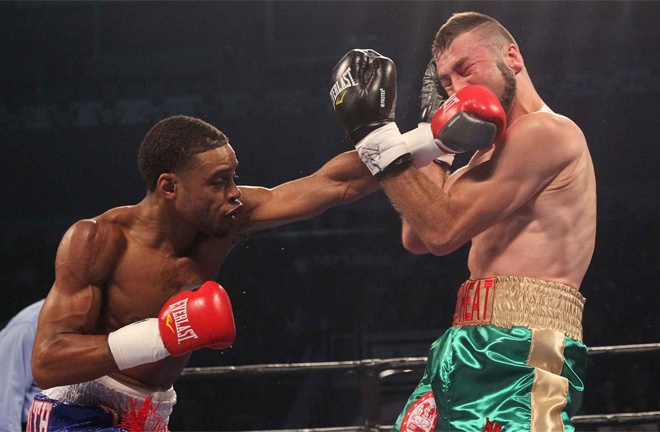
138;115;229;192
432;12;517;58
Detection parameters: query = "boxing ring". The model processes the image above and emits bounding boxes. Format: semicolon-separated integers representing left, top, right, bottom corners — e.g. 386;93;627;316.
179;342;660;431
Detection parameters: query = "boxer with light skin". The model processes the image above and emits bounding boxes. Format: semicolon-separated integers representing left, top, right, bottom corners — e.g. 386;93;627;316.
331;11;596;432
29;115;379;430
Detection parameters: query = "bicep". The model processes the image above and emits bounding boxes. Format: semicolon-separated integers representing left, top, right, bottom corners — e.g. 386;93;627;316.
40;277;103;338
32;221;127;388
38;221;122;339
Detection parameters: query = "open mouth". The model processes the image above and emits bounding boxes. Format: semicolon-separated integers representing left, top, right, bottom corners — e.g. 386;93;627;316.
225;200;243;219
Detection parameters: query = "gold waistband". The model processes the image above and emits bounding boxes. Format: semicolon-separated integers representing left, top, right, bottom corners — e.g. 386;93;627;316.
453;276;585;342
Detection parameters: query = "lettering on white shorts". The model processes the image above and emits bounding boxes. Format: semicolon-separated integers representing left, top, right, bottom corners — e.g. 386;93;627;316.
27;399;54;432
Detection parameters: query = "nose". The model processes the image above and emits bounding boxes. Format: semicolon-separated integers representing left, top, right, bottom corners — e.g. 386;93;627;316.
228;183;242;204
451;76;470;95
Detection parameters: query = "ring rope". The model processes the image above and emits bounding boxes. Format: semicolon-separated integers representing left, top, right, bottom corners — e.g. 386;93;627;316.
587;342;660;355
571;411;660;425
223;411;660;431
180;343;660;378
180;358;426;378
179;342;660;429
217;411;660;432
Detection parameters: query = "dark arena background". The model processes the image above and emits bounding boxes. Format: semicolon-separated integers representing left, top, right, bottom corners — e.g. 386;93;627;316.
1;1;658;430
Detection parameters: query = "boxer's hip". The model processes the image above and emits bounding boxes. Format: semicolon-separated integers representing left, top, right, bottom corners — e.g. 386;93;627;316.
421;276;588;430
452;275;585;341
28;375;176;431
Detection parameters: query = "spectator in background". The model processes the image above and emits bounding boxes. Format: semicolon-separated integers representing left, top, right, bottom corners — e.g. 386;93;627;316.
0;299;45;432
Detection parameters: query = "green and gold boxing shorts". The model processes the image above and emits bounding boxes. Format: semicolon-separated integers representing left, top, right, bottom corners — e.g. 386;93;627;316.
393;276;588;432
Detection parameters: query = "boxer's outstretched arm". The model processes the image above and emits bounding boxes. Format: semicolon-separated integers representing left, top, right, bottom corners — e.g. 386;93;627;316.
237;150;380;234
32;220;123;389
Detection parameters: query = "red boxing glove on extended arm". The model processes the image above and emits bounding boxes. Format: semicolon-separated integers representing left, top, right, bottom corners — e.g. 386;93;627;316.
158;281;236;355
431;85;506;154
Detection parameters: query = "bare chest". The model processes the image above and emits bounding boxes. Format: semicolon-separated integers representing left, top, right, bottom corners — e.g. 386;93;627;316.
103;242;230;327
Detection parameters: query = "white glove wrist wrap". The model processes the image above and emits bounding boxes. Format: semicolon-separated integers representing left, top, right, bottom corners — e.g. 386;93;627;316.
108;318;169;370
403;123;455;168
355;123;408;176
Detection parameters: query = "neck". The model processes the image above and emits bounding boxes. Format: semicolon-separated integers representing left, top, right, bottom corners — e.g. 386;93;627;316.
507;72;548;125
134;194;200;257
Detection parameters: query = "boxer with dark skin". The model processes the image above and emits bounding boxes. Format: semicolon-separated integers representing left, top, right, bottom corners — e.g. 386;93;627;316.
30;115;378;428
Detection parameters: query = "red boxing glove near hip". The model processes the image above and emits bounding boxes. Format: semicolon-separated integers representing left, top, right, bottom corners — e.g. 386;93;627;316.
158;281;236;356
431;85;506;154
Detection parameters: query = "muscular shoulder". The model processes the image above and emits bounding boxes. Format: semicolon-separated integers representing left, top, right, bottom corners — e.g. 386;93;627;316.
498;111;585;176
507;111;584;156
57;214;128;284
68;206;132;248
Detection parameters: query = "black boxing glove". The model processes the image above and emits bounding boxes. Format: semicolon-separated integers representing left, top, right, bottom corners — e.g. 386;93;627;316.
330;49;412;177
401;57;455;168
420;58;448;123
330;49;397;144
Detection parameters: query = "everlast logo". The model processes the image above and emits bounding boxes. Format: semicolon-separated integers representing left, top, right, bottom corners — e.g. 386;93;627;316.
330;68;358;106
165;298;199;344
442;92;460;114
453;277;496;325
380;88;386;107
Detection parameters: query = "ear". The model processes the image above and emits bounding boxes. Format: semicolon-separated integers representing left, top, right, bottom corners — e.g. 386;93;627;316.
157;173;177;199
504;44;523;74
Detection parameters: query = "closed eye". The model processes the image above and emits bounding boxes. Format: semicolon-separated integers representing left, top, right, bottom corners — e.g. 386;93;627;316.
460;65;475;77
439;76;452;92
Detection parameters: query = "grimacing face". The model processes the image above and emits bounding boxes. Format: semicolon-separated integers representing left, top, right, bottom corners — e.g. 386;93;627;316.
173;145;243;238
436;31;517;115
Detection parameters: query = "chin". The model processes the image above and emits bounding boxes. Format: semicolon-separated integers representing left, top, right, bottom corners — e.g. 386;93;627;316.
210;223;232;238
209;229;228;239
